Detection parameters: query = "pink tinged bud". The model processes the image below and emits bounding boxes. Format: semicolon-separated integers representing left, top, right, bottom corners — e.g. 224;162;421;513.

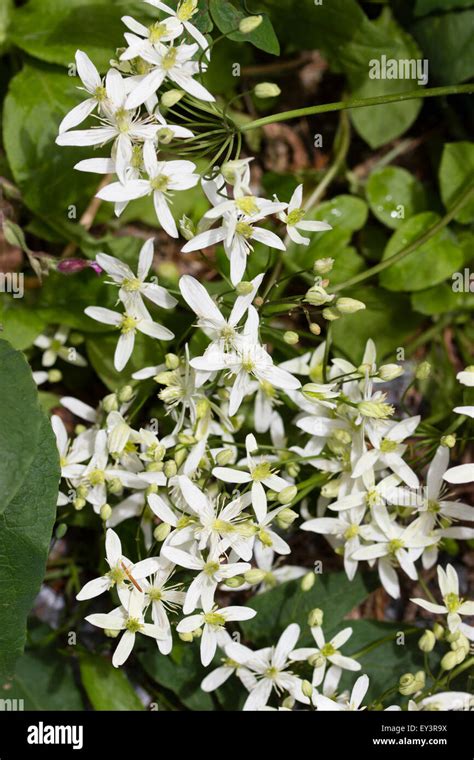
57;258;103;275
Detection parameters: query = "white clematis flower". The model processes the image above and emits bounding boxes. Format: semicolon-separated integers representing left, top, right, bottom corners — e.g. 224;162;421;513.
411;563;474;633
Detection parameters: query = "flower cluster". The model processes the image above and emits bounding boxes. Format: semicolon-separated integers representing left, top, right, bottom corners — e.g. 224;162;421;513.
51;0;474;711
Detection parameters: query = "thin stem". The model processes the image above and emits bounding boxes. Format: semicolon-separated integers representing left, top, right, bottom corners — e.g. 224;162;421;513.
240;84;474;132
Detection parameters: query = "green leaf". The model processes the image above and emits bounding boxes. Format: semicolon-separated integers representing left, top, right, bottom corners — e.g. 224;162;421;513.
380;212;464;291
3;62;99;218
0;410;60;679
1;650;83;710
415;0;474;14
79;653;144;710
0;299;46;350
439;142;474;224
240;572;376;647
412;9;474;84
411;283;461;315
332;286;423;362
209;0;280;55
86;331;164;390
138;640;214;711
0;339;44;513
8;0;155;71
366;167;427;229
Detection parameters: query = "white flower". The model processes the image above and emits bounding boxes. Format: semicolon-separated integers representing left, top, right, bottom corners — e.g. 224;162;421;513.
161;546;250;613
51;414;93;479
279;184;332;245
97;141;198;235
352;415;421;488
290;626;361;686
411;563;474;633
227;624;310;710
142;558;185;654
212;433;288;522
456;366;474;386
58;50;106;134
125;42;214;111
120;14;182;62
144;0;211;58
86;589;165;667
201;640;257;693
96;238;177;310
443;463;474;485
177;602;256;666
301;506;367;581
85;299;174;372
34;326;87;368
314;674;369;711
77;529;160;604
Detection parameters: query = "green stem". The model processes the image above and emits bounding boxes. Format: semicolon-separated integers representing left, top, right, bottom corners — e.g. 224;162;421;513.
331;183;474;293
240;84;474;132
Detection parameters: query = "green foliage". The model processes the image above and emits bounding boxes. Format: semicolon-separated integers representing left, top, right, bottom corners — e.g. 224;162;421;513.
209;0;279;55
366;167;427;229
439;142;474;224
79;653;145;710
1;649;84;710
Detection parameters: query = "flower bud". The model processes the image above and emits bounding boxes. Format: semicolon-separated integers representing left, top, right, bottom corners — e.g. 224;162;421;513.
418;630;436;652
322;306;341;321
103;393;119;413
104;628;120;639
154;523;171;542
75;424;87;435
283;331;299;346
378;364;404;381
165;353;180;370
161;89;185;108
416;361;431;380
236;281;254;296
287;463;300;478
224;575;245;588
100;503;112;521
450;633;469;655
244;568;266;585
174;447;187;468
441;651;458;671
308;608;324;627
118;385;134;403
107;478;123;495
47;369;62;383
441;434;456;449
146;461;164;472
313;258;334;275
301;572;315;591
276;508;298;530
335;297;366;314
302;680;313;698
146;483;158;497
254;82;281;98
158;127;174;144
163;460;177;479
305;285;333;306
358;400;395;419
179;631;194;643
74;498;86;511
282;696;295;710
239;15;263;33
399;671;425;696
321;479;341;499
309;653;325;668
215;449;233;467
433;623;444;640
277;485;298;505
76;485;88;499
179;215;195;241
309;322;321;336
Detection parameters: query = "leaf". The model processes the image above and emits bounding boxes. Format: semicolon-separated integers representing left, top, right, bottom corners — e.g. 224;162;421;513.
37;269;119;332
331;286;423;362
1;650;84;710
0;299;46;350
366;167;427;229
415;0;474;13
0;0;12;52
0;410;60;679
0;339;44;513
411;283;462;315
240;572;376;647
380;212;464;291
412;9;474;84
439;142;474;224
79;653;144;711
86;331;164;390
209;0;280;55
8;0;155;71
3;62;99;218
138;640;214;711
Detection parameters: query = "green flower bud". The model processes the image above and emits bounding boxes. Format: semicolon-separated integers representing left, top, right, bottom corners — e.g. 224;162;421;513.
254;82;281;98
416;361;431;380
196;397;210;419
287;463;300;478
313;257;334;275
174;447;187;468
55;523;68;539
321;479;340;499
399;673;418;696
118;385;134;403
75;424;87;435
322;306;341;321
178;433;196;445
282;696;295;710
165;353;180;370
107;478;123;495
161;89;185;108
305;285;333;306
433;623;444;640
301;571;315;591
358;400;395;419
239;15;263;33
47;369;62;383
216;449;234;466
68;332;84;346
179;214;195;241
441;651;458;671
283;330;299;346
74;498;86;511
309;653;325;668
103;393;119;413
244;568;267;585
179;631;194;643
277;485;298;505
104;628;120;639
163;460;178;478
236;281;254;296
302;680;313;698
193;627;202;639
158;127;174;144
266;490;277;501
146;483;159;497
76;485;88;499
309;322;321;336
335;297;366;314
418;630;436;653
378;364;404;382
276;507;298;529
154;523;171;542
146;461;164;472
100;504;112;521
441;434;456;449
224;576;245;588
308;608;324;627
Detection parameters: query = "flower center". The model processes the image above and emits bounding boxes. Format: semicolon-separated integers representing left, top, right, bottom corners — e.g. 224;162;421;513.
389;538;404;553
212;518;234;534
120;314;139;333
344;524;359;539
236;221;254;239
88;468;105;485
125;617;143;633
235;196;259;215
115;107;131;133
204;612;226;627
258;529;273;547
264;666;279;680
107;565;127;585
321;643;337;657
148;22;167;43
150;174;170;192
444;592;461;613
428;499;440;514
241;356;256;373
162;48;178;71
287;208;306;225
366;488;382;508
204;561;220;576
177;0;198;21
94;85;107;101
251;461;272;481
122;277;142;292
148;587;163;602
380;439;398;453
